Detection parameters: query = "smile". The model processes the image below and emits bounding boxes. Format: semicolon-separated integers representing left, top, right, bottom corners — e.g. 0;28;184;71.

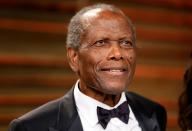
102;69;126;71
100;68;128;75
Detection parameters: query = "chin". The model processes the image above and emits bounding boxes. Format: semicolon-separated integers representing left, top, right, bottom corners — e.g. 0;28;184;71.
95;78;129;95
101;85;126;95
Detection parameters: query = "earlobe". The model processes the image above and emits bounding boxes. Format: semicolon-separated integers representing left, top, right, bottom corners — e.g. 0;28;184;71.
67;47;79;72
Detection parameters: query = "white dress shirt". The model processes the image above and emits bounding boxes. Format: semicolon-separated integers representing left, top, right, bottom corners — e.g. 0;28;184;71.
74;80;142;131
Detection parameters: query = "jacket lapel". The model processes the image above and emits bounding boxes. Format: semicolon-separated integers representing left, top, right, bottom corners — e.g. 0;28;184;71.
49;127;59;131
126;92;161;131
48;88;161;131
67;115;83;131
49;87;83;131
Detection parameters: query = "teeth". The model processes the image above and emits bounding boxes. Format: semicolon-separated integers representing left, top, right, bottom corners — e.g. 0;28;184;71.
109;69;123;72
101;68;126;72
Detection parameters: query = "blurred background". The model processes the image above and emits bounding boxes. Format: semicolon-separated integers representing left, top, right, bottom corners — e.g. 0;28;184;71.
0;0;191;131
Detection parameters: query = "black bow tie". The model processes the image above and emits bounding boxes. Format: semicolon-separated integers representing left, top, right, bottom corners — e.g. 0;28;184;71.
97;101;129;129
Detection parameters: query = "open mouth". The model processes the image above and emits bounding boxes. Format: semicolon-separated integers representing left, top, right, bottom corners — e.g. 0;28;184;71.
100;67;128;75
101;68;127;72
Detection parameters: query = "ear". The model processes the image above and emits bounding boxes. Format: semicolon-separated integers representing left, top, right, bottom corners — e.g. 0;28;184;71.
67;47;79;72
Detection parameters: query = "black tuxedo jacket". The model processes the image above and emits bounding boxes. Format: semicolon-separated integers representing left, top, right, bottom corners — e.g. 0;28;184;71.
9;88;167;131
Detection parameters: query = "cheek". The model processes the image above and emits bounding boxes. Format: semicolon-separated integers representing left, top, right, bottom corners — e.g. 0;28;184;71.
78;50;102;71
125;50;137;64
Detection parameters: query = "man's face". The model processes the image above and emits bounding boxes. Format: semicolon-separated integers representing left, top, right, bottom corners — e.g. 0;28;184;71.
68;10;136;95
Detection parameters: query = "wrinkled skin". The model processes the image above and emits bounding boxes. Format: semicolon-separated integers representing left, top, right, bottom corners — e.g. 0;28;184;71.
67;9;136;106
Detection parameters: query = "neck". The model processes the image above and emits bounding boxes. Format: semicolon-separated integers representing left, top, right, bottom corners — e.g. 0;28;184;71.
95;93;121;107
79;82;121;107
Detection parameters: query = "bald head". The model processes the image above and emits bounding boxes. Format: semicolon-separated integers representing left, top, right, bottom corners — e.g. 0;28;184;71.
66;3;136;50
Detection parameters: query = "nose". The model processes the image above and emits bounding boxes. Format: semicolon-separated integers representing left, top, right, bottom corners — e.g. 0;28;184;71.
107;43;123;60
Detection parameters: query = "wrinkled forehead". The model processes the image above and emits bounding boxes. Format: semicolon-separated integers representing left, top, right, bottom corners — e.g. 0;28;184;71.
83;8;126;19
81;8;128;29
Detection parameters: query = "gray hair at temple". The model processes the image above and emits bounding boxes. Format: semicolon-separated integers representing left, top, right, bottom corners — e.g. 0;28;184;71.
66;3;136;50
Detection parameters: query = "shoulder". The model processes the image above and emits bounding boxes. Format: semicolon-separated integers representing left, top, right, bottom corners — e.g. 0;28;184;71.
126;91;167;130
125;92;167;131
9;96;63;131
125;91;166;112
125;91;167;120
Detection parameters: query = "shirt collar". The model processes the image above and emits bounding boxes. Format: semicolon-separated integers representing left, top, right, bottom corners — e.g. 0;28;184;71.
74;80;128;127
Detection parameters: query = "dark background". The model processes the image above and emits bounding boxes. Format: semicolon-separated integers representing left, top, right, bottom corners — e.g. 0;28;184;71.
0;0;191;131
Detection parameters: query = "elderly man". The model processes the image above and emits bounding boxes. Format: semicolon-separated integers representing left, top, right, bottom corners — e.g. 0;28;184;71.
9;3;167;131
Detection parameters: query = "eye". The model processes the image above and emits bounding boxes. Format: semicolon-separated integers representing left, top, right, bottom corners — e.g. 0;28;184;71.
119;39;133;48
93;39;107;47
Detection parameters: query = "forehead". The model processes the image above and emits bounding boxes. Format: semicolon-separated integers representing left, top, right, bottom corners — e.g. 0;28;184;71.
81;9;132;40
81;8;128;26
